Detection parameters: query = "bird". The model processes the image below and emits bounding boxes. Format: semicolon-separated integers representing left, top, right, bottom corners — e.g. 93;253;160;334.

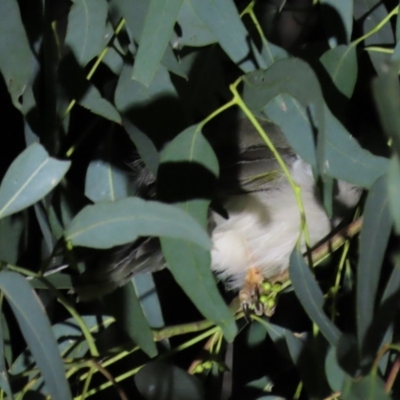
75;115;361;315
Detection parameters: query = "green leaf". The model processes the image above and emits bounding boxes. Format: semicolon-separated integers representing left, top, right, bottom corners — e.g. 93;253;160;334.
242;58;326;173
159;126;237;342
65;0;108;66
105;282;157;357
133;273;165;329
189;0;265;72
320;0;353;43
264;94;317;168
65;197;212;250
123;118;159;176
260;41;288;69
0;311;13;399
324;106;389;188
115;63;179;113
132;0;184;86
341;374;391;400
135;361;205;400
357;175;392;355
320;45;358;98
177;0;217;47
113;0;187;78
0;271;71;400
0;144;71;219
325;345;345;392
0;214;25;264
79;84;121;123
85;159;130;203
353;0;394;74
388;155;400;234
372;64;400;157
289;248;341;347
0;0;33;110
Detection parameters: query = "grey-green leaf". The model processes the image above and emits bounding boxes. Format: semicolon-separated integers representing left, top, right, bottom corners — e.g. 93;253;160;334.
289;248;341;347
79;84;121;123
105;282;157;357
65;197;211;250
320;45;358;98
0;144;71;219
159;125;237;342
189;0;264;72
65;0;108;67
0;311;13;399
85;159;130;202
132;0;183;86
372;64;400;157
0;271;71;400
123;118;159;176
135;361;205;400
357;174;392;355
388;155;400;234
324;106;389;188
0;0;33;110
177;0;217;47
264;94;317;168
341;374;391;400
320;0;353;43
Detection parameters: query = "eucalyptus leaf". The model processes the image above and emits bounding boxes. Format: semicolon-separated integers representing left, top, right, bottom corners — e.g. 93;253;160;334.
0;0;33;110
388;155;400;234
65;197;211;250
320;0;353;43
79;84;121;123
0;311;13;399
189;0;264;72
0;271;71;400
65;0;108;66
0;144;71;219
341;374;391;400
159;126;237;342
135;361;205;400
357;175;392;359
289;248;341;347
320;45;358;98
372;64;400;157
177;0;217;47
132;0;183;86
85;159;130;203
105;282;157;357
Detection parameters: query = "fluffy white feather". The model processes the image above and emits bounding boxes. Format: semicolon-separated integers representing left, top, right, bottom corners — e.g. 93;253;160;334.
210;158;331;289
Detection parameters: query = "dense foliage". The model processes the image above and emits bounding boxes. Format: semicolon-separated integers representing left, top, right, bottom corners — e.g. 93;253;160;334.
0;0;399;399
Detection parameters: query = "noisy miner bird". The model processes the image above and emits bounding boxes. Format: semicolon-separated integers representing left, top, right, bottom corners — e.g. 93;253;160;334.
76;116;361;314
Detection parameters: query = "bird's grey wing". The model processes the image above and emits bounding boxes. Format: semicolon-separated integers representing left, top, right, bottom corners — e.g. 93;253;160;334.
74;237;165;301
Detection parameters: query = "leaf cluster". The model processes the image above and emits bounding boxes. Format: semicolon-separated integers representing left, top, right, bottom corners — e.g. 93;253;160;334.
0;0;399;399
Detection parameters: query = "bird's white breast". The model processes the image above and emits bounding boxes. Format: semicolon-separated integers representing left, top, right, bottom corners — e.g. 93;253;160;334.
210;158;331;289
